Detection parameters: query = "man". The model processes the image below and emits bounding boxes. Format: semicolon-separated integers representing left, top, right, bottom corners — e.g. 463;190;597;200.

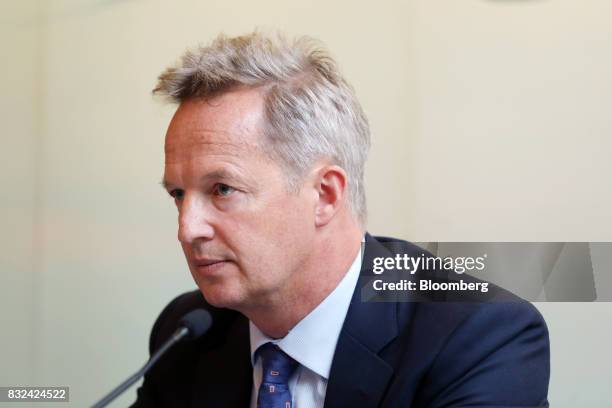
133;32;549;407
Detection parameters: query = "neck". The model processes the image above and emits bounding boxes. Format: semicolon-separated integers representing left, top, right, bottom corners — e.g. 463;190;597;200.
243;218;363;338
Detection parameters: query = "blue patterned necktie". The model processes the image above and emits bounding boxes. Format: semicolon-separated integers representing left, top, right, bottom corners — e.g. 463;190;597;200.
256;343;299;408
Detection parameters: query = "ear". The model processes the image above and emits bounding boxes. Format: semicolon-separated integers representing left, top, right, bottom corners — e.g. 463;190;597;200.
313;165;348;227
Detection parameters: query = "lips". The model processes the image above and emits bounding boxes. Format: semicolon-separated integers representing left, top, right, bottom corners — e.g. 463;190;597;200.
191;258;231;277
193;258;226;267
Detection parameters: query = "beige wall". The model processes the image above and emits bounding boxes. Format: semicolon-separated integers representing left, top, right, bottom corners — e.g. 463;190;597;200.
1;0;610;406
0;0;43;393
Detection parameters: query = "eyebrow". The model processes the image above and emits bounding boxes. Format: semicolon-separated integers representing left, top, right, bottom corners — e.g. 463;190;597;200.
160;169;246;191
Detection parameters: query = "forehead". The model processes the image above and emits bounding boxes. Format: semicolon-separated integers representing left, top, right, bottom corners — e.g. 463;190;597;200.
164;89;266;161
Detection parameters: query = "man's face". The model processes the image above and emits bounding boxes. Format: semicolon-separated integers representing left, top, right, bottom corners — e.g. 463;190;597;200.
163;89;317;310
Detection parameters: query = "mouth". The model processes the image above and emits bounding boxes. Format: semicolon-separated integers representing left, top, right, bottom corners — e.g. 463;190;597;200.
194;258;226;267
192;259;230;276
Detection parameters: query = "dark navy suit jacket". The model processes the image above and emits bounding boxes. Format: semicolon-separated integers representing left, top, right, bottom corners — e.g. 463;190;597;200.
132;235;550;407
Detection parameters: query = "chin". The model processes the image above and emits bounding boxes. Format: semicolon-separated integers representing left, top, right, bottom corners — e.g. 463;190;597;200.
197;283;245;311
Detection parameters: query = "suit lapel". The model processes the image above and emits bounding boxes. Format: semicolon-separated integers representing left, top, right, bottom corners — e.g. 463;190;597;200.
324;234;401;408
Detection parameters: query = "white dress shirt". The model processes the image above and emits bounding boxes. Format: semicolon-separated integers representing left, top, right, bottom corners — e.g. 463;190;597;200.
249;246;363;408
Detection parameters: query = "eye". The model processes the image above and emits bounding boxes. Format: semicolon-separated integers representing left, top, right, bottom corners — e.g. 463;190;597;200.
168;189;184;200
213;183;236;197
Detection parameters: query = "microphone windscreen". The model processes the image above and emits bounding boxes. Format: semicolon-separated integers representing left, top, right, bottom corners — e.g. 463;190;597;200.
178;309;213;340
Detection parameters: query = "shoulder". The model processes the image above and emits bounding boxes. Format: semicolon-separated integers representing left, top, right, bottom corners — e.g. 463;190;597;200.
367;235;550;406
369;235;549;357
407;300;549;407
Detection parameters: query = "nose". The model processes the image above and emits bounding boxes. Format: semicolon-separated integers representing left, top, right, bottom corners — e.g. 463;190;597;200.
177;194;215;244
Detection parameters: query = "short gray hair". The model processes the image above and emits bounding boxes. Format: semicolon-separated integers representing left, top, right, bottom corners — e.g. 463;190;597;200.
154;31;371;225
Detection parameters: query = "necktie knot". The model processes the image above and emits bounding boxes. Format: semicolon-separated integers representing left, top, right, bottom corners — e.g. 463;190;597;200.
256;343;298;408
257;343;299;384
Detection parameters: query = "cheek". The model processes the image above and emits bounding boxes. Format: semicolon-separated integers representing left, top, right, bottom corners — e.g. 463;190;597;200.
263;196;314;240
221;190;315;264
267;199;316;260
240;191;312;234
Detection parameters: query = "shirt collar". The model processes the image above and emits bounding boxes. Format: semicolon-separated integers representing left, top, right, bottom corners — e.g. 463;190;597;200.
249;244;363;380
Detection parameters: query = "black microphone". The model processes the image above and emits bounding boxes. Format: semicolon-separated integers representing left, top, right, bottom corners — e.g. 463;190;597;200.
91;309;212;408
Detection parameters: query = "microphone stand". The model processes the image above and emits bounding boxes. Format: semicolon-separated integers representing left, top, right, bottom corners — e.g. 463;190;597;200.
91;326;189;408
